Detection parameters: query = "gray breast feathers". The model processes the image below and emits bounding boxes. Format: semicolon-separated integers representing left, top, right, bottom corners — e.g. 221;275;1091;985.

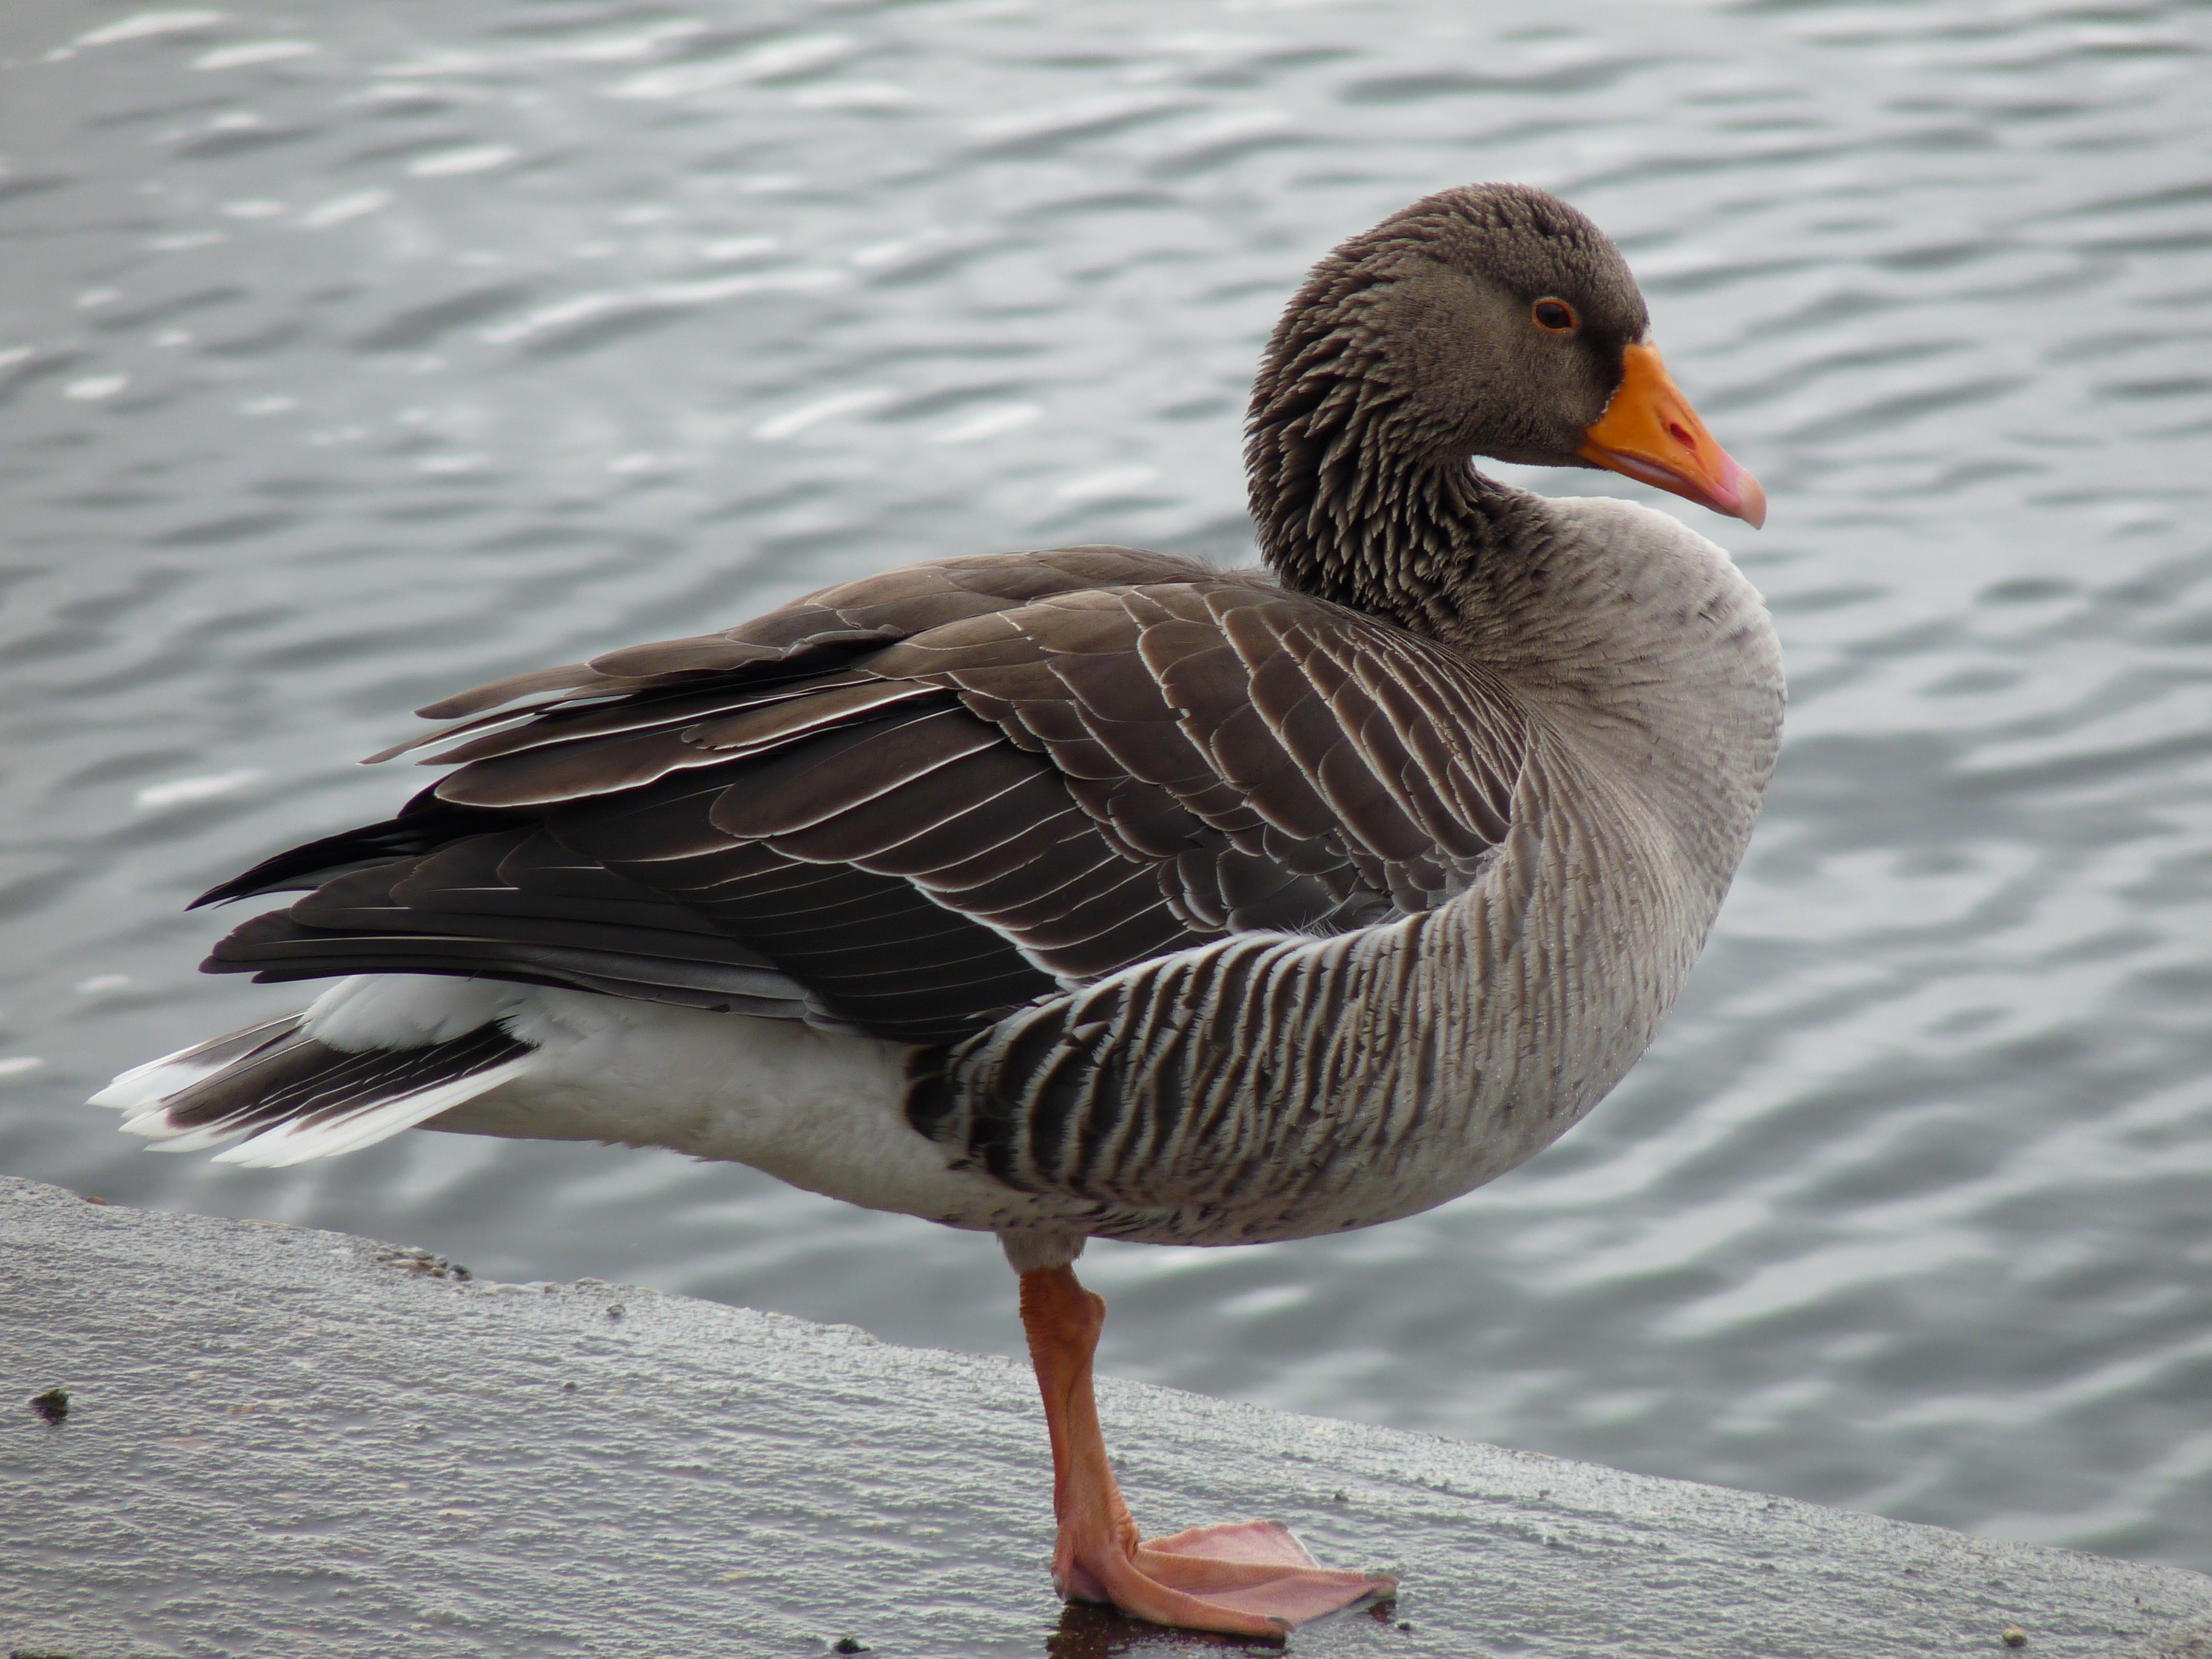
200;548;1527;1049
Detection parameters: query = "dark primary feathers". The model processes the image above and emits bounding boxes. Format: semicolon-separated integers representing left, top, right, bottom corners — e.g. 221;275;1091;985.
201;548;1529;1048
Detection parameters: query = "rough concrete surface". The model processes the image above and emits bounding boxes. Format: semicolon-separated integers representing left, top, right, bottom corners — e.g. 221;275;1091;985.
2;1176;2207;1658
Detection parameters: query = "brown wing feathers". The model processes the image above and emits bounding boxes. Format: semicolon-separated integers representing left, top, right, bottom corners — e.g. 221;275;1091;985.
207;826;827;1018
199;550;1526;1048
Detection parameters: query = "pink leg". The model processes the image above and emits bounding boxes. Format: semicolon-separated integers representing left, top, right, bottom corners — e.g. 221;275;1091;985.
1018;1265;1395;1638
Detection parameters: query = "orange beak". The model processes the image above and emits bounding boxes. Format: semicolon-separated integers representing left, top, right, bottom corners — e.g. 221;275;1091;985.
1578;342;1765;528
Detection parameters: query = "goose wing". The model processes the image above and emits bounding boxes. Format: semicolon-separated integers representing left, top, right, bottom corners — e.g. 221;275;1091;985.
202;548;1527;1047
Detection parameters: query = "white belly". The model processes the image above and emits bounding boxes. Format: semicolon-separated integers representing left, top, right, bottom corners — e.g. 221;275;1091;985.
423;984;1080;1236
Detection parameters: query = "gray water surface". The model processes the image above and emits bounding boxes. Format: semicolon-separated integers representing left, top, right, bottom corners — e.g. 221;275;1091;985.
4;0;2210;1578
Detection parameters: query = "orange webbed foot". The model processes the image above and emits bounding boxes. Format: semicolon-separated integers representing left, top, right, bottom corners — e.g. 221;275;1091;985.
1068;1517;1393;1636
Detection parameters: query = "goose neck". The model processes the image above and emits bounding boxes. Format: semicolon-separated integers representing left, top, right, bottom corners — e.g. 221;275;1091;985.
1245;402;1527;644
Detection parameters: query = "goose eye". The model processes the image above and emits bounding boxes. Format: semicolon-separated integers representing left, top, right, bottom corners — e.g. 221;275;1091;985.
1531;298;1579;334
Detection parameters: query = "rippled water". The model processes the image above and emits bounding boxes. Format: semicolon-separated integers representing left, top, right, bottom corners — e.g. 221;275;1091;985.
4;0;2209;1578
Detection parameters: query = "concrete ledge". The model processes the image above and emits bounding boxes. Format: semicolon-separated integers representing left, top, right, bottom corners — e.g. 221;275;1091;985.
3;1175;2207;1658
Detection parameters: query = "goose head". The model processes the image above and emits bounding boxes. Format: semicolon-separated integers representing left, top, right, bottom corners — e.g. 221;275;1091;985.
1247;181;1764;563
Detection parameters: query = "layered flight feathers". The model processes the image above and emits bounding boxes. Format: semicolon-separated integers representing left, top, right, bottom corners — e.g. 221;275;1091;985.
193;549;1528;1049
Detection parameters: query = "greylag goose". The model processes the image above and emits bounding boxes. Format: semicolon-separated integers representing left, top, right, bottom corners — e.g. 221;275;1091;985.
93;183;1781;1638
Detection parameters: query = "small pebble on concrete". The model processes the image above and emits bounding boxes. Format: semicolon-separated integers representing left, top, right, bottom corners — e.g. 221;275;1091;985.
378;1245;470;1281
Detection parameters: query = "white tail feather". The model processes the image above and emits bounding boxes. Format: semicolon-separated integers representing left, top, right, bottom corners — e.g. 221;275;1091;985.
124;1108;263;1155
92;1056;223;1114
91;1032;276;1113
209;1056;535;1168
